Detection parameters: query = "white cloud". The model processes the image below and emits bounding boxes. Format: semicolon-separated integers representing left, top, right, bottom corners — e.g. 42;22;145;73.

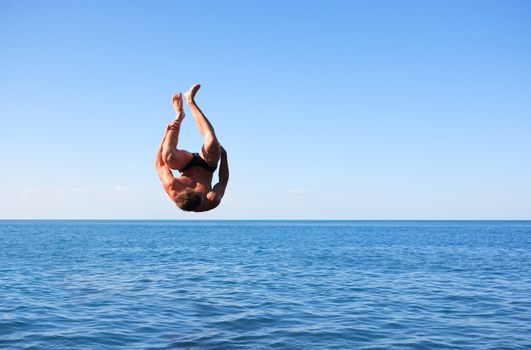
288;188;312;195
19;188;42;197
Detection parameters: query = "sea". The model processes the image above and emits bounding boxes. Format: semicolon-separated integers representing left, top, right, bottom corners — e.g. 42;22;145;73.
0;220;530;349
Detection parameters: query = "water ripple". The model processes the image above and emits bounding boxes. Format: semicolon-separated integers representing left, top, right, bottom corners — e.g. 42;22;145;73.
1;220;530;349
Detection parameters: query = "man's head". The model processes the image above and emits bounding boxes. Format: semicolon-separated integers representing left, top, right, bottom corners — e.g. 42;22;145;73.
175;189;203;211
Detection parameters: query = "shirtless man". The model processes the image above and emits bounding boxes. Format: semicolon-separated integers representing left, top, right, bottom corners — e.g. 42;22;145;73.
155;84;229;212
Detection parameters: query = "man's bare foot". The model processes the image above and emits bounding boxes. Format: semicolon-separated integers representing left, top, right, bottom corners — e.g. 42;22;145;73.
185;83;201;104
171;92;185;121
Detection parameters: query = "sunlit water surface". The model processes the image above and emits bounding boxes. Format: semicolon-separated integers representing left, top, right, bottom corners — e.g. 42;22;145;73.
1;220;530;349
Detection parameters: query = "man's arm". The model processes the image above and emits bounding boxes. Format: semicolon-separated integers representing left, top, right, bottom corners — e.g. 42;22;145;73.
197;146;229;211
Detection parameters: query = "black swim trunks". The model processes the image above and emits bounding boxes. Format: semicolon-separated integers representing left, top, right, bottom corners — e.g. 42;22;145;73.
181;153;217;173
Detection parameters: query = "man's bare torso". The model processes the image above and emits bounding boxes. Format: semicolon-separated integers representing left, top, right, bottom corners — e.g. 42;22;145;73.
175;166;215;196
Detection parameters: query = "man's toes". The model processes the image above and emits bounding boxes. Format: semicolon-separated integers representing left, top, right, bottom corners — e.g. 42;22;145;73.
172;93;184;106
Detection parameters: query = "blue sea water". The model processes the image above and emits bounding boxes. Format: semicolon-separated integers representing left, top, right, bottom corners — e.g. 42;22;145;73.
1;221;530;349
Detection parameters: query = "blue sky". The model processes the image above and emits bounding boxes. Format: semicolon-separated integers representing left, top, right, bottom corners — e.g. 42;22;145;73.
1;0;530;219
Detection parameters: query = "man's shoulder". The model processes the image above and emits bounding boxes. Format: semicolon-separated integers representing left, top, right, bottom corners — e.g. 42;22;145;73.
164;177;190;198
194;193;220;212
172;175;193;188
206;190;222;203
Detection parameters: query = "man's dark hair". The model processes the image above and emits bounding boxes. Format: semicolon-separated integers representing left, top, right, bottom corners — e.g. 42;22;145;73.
175;189;202;211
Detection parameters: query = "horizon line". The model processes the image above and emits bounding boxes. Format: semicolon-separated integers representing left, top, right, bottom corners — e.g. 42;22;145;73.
1;219;530;222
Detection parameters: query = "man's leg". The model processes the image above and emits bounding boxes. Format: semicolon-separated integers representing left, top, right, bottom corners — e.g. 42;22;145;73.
185;84;221;167
162;92;193;170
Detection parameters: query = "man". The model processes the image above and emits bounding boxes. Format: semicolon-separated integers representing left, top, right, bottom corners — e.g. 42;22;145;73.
155;83;229;212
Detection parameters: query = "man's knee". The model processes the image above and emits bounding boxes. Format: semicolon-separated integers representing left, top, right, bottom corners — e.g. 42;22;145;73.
204;132;219;147
163;150;176;165
164;149;192;169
